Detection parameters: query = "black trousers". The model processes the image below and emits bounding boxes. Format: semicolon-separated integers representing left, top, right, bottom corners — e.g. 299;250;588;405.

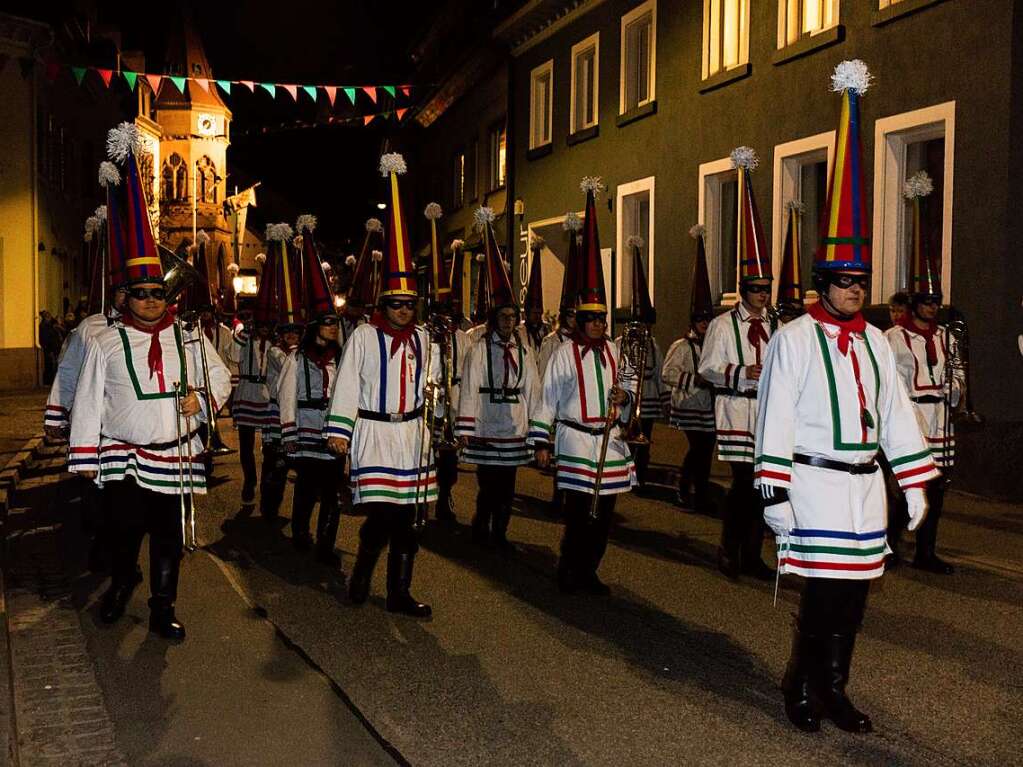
237;425;259;489
888;478;946;560
560;490;615;578
436;448;459;500
358;502;418;555
798;578;870;635
474;464;518;538
291;458;342;554
680;430;716;498
631;418;656;485
260;441;288;518
721;462;765;564
105;478;184;609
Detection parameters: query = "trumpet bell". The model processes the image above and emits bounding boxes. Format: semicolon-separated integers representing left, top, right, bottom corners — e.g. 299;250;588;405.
159;246;205;306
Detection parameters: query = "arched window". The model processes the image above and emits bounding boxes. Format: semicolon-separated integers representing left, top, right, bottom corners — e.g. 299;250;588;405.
197;156;217;203
161;162;174;201
139;152;155;205
162;153;186;201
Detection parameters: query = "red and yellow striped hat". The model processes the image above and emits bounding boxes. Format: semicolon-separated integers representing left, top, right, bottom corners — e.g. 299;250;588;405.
731;147;771;283
904;171;941;297
576;177;608;312
378;153;418;299
424;203;450;306
778;201;804;306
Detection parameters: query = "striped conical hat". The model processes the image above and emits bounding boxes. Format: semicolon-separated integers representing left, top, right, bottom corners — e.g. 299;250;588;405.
778;201;804;306
904;171;941;296
378;153;417;298
576;177;607;312
731;147;771;282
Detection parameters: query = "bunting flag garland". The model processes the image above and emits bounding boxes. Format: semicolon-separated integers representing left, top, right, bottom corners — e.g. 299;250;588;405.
123;71;138;90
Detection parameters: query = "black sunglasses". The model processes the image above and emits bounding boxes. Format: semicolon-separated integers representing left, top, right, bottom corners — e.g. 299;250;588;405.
743;284;772;294
578;312;607;324
384;299;417;310
129;287;167;300
830;274;870;290
319;316;339;326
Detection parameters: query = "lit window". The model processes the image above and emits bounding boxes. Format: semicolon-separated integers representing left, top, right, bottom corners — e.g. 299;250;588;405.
571;33;599;132
698;157;739;303
620;2;655;114
702;0;750;80
616;177;655;312
778;0;839;47
530;60;554;149
452;148;466;209
488;122;507;190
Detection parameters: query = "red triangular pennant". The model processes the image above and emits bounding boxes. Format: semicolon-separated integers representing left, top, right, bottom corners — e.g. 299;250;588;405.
396;108;407;121
146;74;162;95
282;84;297;100
240;80;255;92
400;85;411;98
363;114;375;126
323;85;336;106
44;59;60;82
97;68;113;88
194;77;210;92
363;86;377;104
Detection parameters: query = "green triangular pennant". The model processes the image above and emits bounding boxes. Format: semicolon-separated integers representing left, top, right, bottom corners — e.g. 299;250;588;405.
169;76;187;94
302;85;317;101
216;79;232;95
343;87;356;105
123;71;138;91
260;82;276;98
72;66;86;85
382;85;396;98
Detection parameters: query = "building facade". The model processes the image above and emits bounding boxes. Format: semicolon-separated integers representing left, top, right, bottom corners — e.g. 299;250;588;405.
494;0;1023;498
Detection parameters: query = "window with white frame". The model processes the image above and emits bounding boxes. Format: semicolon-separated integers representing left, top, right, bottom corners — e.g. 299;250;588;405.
487;121;506;190
778;0;839;48
772;131;835;299
615;177;655;312
620;1;655;114
529;60;554;149
872;102;954;301
571;33;599;133
698;158;739;304
702;0;750;80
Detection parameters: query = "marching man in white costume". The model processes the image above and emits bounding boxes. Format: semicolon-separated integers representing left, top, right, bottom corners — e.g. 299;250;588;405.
69;123;232;641
326;153;439;618
456;206;540;551
530;178;634;595
698;145;777;582
755;62;937;734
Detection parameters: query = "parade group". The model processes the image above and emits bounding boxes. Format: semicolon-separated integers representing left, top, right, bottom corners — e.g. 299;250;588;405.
41;61;964;735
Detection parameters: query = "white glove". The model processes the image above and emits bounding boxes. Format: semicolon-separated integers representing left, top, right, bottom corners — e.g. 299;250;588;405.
763;500;795;537
905;487;929;531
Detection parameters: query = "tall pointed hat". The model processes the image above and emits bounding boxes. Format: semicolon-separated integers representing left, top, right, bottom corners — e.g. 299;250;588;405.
378;153;417;299
266;223;304;327
98;161;124;289
346;217;383;310
524;233;545;314
104;122;162;285
296;214;336;319
904;170;941;297
816;60;872;272
731;147;771;282
448;240;467;319
252;244;277;325
472;252;490;324
778;201;804;306
689;225;714;319
559;211;583;310
476;206;515;311
424;202;451;306
83;205;108;314
627;235;655;322
577;177;607;311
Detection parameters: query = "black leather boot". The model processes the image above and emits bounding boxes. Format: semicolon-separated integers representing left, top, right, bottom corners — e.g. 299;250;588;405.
491;506;514;555
782;623;822;732
348;542;382;605
818;633;872;733
385;551;431;617
316;505;342;569
148;555;185;641
434;491;456;523
99;581;136;624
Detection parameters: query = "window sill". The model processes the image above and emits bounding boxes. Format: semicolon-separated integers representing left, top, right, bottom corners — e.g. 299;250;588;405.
773;25;844;66
616;100;657;128
526;143;553;161
698;63;751;94
872;0;948;26
567;125;599;145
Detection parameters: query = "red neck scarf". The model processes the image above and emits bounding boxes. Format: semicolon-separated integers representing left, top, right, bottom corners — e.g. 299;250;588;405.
492;333;520;386
572;330;609;366
122;310;176;380
303;339;339;398
371;314;417;357
898;315;939;365
809;301;866;356
746;315;770;363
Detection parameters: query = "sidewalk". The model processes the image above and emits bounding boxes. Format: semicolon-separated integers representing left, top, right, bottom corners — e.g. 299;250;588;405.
0;395;397;766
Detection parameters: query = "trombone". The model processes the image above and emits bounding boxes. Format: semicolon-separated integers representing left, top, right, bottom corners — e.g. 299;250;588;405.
590;342;629;520
413;324;438;531
622;321;651;447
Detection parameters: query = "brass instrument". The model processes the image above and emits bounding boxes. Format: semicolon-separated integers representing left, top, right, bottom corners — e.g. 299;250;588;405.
427;314;459;453
622;321;651;447
589;341;629;520
413;324;437;531
942;307;984;482
172;382;199;551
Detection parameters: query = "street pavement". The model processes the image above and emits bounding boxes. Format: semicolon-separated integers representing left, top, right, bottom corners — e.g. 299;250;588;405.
5;400;1023;765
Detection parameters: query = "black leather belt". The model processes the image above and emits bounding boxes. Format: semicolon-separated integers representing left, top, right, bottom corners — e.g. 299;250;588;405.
240;374;267;383
556;419;605;437
358;406;423;423
911;395;943;404
714;388;756;399
478;387;521;395
298;398;328;410
793;453;878;475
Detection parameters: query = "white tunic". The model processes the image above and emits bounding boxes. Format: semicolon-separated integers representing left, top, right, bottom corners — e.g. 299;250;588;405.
456;331;540;466
662;335;715;432
45;312;118;432
233;331;273;429
432;327;469;442
885;323;962;471
755;312;940;580
528;338;636;495
466;323;488;346
68;320;233;495
698;304;775;463
205;322;241;386
536;328;573;379
278;344;341;461
325;323;442;506
613;334;668;420
261;344;293;444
